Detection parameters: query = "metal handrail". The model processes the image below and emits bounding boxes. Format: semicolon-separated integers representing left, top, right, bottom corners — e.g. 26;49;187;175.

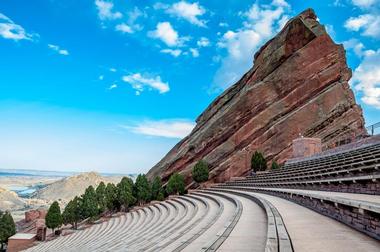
366;122;380;136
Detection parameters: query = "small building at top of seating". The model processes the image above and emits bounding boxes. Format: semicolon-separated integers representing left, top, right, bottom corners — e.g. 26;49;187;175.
7;233;36;252
292;137;322;159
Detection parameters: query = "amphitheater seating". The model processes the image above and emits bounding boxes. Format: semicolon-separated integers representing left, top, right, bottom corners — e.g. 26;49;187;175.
24;140;380;251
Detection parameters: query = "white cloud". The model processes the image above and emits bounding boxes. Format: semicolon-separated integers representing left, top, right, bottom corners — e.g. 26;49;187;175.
219;22;229;27
351;0;379;8
165;1;207;27
122;73;170;94
99;75;104;80
0;13;35;41
125;119;195;138
115;23;133;34
213;1;290;90
351;49;380;109
110;68;117;72
95;0;122;21
148;22;181;47
345;14;380;38
190;48;199;57
343;38;375;57
197;37;210;47
48;44;69;56
160;48;182;57
108;83;117;90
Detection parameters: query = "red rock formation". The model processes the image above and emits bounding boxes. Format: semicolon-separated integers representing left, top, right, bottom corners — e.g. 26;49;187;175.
147;9;366;185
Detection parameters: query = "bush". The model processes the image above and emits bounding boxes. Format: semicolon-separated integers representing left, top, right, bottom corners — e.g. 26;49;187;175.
134;174;151;205
192;160;209;183
62;196;82;229
46;201;63;233
167;173;185;195
151;176;164;201
96;182;107;214
117;177;136;210
251;151;267;172
271;161;280;170
105;183;119;211
81;186;99;220
0;211;16;249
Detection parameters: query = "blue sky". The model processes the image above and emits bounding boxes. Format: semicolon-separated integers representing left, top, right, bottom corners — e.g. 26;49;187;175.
0;0;379;174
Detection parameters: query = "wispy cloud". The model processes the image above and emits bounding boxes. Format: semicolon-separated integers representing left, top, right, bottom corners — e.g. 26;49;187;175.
123;119;195;138
212;0;290;91
48;44;69;56
197;37;210;47
0;13;35;41
122;73;170;94
95;0;122;21
161;48;182;57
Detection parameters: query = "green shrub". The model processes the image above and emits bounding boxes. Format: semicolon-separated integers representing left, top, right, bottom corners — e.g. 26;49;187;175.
151;176;164;201
117;177;136;210
46;201;63;233
251;151;267;172
134;174;151;205
166;173;185;195
271;161;280;170
62;196;82;229
192;160;209;183
0;211;16;249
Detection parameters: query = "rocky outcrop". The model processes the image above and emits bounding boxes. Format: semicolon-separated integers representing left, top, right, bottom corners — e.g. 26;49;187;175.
147;9;366;185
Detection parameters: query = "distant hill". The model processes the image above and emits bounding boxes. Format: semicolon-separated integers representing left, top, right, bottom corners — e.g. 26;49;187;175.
0;186;25;210
32;172;123;203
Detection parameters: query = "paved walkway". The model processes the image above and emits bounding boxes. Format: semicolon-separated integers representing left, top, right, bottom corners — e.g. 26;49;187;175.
211;191;267;252
222;189;380;252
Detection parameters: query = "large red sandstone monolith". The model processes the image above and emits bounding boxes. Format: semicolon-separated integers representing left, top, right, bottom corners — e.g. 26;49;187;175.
147;8;366;185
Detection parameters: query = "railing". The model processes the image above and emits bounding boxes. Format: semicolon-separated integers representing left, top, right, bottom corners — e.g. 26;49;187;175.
366;122;380;136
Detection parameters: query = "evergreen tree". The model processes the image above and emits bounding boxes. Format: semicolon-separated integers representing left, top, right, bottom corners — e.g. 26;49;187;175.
271;161;280;170
117;177;136;211
105;183;119;211
251;151;267;172
151;176;164;201
135;174;151;205
81;186;98;220
192;160;209;183
45;201;63;233
62;196;82;229
166;173;185;195
96;182;107;214
0;211;16;250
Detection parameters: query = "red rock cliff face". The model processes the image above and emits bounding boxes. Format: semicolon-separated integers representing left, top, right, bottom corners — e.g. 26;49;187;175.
147;9;366;185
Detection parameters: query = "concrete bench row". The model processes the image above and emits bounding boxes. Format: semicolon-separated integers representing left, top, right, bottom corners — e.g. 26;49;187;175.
24;192;250;252
214;185;380;241
246;149;380;182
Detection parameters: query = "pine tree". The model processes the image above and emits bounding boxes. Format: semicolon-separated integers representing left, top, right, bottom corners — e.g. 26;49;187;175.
96;182;107;214
62;196;82;229
0;211;16;250
192;160;209;183
81;186;98;220
105;183;119;211
251;151;267;172
151;176;164;201
167;173;185;195
135;174;151;205
117;177;136;211
271;161;280;170
45;201;63;233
